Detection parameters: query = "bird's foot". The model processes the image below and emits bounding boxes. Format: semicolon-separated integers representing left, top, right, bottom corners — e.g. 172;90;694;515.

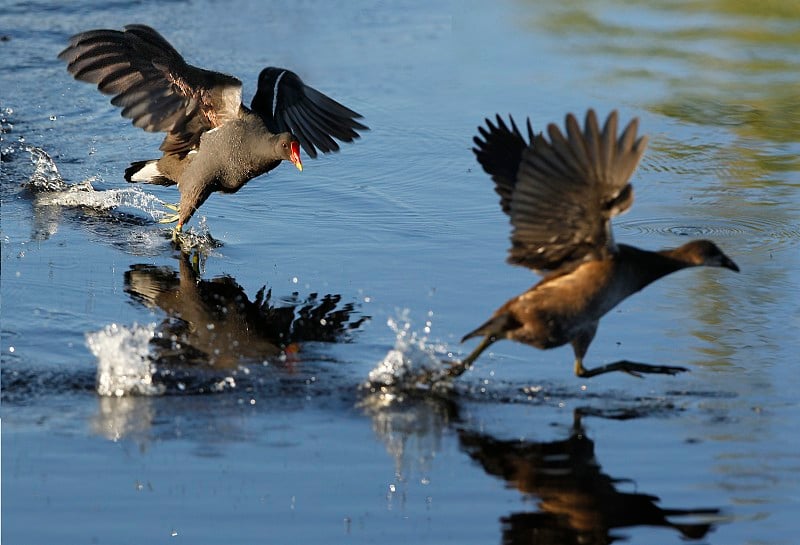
576;359;689;379
163;202;180;212
170;223;183;244
158;213;180;224
403;360;463;386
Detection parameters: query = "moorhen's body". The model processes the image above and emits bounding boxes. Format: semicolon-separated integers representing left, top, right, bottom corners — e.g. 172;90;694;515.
449;109;739;379
59;24;367;234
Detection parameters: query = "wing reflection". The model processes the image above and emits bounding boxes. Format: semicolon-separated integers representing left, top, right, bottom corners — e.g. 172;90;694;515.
124;253;368;371
459;410;719;544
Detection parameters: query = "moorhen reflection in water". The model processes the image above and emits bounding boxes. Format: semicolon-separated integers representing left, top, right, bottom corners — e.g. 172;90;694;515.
459;410;720;545
124;253;368;375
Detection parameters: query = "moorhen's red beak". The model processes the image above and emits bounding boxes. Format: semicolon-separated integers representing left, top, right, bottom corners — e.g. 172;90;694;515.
290;141;303;171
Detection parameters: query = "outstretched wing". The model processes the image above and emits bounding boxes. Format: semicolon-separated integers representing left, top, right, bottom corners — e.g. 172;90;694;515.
58;24;243;155
472;115;536;215
510;110;647;271
251;67;368;159
473;110;648;273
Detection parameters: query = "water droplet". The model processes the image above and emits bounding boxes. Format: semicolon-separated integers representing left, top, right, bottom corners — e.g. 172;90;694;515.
292;276;299;284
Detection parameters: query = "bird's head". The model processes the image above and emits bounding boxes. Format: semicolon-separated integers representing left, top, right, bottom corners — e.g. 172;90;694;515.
277;133;303;171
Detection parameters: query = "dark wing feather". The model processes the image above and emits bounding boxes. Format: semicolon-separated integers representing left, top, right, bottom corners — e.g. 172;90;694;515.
507;109;647;272
472;115;535;215
59;24;243;155
251;67;368;158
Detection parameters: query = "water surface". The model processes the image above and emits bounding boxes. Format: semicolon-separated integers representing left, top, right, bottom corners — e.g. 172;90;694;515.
2;1;799;543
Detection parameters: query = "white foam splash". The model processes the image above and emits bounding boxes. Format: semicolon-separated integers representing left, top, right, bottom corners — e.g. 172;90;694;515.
172;216;222;255
86;323;166;397
26;146;67;191
36;180;174;222
367;309;453;391
23;146;177;223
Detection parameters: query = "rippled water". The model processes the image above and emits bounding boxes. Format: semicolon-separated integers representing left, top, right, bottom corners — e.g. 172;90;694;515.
3;1;799;543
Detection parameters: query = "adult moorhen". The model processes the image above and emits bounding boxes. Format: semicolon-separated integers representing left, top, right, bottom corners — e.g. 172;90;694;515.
59;24;367;237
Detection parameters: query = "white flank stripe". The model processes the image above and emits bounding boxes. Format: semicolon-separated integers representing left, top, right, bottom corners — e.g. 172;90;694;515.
272;70;287;118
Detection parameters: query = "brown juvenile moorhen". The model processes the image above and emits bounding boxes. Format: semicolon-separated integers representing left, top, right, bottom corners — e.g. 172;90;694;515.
450;109;739;379
59;24;367;236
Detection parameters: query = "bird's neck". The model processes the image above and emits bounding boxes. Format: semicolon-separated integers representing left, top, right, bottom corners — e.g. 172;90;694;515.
617;243;697;291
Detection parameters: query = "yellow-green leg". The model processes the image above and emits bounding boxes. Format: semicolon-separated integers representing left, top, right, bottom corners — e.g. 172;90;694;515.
171;222;183;243
155;202;183;243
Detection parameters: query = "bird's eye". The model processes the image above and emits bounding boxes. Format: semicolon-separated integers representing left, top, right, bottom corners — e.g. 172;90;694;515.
282;143;288;149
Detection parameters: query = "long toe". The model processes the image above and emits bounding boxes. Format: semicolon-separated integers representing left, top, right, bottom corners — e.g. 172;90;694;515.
578;360;689;378
163;202;180;212
158;213;180;224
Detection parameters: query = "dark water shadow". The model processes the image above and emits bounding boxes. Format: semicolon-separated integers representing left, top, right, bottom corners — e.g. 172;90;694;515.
362;393;726;545
117;252;370;394
460;409;721;544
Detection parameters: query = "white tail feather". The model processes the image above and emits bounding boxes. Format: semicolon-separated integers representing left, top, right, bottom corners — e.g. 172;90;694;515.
129;160;161;182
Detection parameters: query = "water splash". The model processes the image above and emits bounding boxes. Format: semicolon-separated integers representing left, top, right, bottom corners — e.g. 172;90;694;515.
86;322;248;397
35;179;174;223
365;309;456;397
18;146;222;254
86;323;165;397
171;217;223;255
24;146;68;191
22;146;177;223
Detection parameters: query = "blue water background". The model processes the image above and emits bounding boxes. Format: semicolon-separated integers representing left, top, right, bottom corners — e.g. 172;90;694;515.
2;0;799;543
